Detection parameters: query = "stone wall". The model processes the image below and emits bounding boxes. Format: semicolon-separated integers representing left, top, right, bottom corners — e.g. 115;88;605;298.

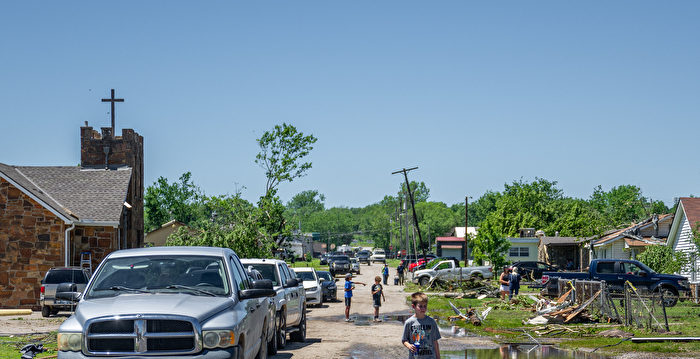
0;178;64;309
72;226;118;272
80;125;144;249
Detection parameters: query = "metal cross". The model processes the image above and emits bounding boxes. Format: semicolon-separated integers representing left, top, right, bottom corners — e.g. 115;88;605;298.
101;89;124;135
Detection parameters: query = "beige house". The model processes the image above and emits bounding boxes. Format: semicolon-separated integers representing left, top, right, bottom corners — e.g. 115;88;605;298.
591;213;674;260
144;220;186;247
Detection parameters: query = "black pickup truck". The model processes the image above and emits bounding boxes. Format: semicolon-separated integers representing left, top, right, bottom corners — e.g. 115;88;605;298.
540;259;690;307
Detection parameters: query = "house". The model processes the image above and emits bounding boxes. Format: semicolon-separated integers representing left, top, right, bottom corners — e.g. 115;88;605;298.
591;213;674;260
0;124;143;309
435;237;466;260
667;198;700;281
448;226;478;263
504;228;539;263
537;235;588;270
144;220;185;247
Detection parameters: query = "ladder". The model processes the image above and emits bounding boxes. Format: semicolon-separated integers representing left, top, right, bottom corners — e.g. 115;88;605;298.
80;251;92;275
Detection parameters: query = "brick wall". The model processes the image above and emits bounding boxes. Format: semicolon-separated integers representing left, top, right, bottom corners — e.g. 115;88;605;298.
80;126;144;249
0;178;64;309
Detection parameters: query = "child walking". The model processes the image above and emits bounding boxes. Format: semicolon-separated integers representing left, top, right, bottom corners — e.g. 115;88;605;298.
344;273;366;322
402;292;441;359
371;276;386;322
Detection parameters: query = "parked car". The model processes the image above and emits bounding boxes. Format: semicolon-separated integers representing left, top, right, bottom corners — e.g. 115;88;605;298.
241;258;307;349
316;270;338;302
413;256;458;272
56;246;277;359
413;260;493;287
40;267;90;317
320;253;330;265
293;267;323;307
356;250;372;265
511;261;559;281
328;255;351;277
370;249;387;263
350;258;361;274
407;254;438;272
541;259;691;307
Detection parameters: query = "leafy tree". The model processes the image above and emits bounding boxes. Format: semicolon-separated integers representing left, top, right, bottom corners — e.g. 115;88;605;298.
589;185;653;229
398;181;430;203
415;201;458;242
144;172;203;232
451;190;501;227
547;198;606;238
637;245;688;274
255;123;317;195
286;190;326;214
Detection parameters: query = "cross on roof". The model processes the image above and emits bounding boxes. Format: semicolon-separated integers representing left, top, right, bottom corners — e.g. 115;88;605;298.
101;89;124;136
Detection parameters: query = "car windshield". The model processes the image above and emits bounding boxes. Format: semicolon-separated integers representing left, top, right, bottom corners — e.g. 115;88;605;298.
85;255;229;299
44;269;88;284
332;256;349;261
245;264;278;286
317;271;332;281
295;271;317;281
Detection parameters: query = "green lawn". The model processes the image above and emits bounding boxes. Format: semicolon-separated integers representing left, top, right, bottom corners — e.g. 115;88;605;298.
0;332;57;358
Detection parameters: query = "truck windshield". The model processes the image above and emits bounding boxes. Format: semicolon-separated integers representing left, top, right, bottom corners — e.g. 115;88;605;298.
85;256;229;299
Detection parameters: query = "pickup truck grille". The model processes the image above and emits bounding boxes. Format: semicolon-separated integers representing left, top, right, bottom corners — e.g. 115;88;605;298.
85;315;201;355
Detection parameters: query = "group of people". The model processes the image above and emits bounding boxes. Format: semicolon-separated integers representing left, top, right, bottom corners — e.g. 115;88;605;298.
498;265;521;301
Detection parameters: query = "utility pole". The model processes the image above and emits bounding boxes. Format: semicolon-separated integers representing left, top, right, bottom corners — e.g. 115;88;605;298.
392;167;425;257
465;196;469;265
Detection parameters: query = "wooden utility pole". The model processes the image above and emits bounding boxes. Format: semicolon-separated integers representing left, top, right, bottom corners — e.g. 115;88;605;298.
392;167;425;257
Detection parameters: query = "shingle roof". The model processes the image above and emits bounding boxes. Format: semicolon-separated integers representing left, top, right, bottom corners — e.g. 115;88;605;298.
539;236;581;245
592;213;674;247
680;198;700;231
0;163;131;223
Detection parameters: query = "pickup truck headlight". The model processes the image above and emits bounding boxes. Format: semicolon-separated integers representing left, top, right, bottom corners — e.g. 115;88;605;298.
57;332;82;351
203;330;235;349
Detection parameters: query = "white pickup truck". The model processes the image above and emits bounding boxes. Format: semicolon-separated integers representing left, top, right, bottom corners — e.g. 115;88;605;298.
412;260;493;287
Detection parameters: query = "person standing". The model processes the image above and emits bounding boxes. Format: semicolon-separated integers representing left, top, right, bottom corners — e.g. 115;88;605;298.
508;267;521;301
402;292;441;359
499;266;511;300
371;276;386;322
397;263;405;285
382;263;389;285
344;273;366;322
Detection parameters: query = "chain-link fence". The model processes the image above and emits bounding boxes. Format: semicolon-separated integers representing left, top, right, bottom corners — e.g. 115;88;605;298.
555;279;669;331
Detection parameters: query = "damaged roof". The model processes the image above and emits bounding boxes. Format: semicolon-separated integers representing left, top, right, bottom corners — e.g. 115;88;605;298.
0;163;132;224
592;213;674;248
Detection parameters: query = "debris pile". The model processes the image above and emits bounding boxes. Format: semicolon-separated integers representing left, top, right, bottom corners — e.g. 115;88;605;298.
447;300;492;326
524;288;600;325
425;276;500;298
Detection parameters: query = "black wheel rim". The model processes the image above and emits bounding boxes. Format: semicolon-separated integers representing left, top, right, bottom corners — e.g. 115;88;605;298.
278;314;286;348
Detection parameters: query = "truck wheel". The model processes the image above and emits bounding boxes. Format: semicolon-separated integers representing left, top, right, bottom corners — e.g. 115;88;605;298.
656;287;679;307
41;306;51;318
290;309;306;342
419;277;429;287
276;312;286;349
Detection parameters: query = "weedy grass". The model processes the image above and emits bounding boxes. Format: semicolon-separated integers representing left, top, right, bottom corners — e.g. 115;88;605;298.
0;332;57;358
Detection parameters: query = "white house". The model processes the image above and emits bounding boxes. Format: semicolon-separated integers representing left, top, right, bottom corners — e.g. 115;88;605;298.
667;197;700;281
591;214;673;260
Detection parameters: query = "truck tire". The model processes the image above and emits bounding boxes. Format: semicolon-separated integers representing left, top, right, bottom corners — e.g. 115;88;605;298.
290;309;306;342
656;286;679;307
276;311;286;349
41;306;51;318
419;277;429;287
266;315;277;355
256;320;268;359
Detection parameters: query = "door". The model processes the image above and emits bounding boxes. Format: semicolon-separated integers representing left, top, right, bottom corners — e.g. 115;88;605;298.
230;256;260;358
280;263;300;325
618;261;654;290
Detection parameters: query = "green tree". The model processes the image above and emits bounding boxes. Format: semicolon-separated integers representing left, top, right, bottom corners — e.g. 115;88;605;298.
451;190;501;227
256;123;318;195
415;201;458;243
398;181;430;203
637;245;688;274
589;185;653;228
144;172;203;232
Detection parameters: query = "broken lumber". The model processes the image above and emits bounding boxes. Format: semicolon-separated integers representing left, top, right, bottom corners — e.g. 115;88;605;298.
565;289;601;323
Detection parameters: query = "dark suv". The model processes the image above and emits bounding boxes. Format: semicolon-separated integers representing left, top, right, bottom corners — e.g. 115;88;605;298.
356;250;371;265
511;261;558;281
40;267;90;317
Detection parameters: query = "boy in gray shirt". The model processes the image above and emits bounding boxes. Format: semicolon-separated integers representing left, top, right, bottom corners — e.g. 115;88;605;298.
402;292;441;359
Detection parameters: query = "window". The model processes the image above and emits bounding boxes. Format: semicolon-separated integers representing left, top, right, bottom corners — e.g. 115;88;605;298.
229;256;249;293
278;263;289;284
597;261;615;274
509;247;529;257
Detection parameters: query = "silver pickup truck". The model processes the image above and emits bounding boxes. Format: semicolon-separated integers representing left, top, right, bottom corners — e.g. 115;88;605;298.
413;260;493;286
40;267;90;317
56;246;276;359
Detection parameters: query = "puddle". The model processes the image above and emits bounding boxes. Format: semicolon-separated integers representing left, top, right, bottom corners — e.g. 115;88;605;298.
442;345;609;358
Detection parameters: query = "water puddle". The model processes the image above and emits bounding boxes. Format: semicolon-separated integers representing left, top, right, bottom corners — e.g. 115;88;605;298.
442;345;609;358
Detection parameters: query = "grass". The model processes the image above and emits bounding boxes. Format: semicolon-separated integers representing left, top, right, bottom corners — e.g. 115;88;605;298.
0;332;57;358
403;283;700;356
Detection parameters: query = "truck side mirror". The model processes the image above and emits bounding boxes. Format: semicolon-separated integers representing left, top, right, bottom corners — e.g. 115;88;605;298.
285;278;299;288
251;279;273;290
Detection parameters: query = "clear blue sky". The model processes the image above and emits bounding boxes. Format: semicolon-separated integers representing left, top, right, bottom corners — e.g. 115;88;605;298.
2;2;698;208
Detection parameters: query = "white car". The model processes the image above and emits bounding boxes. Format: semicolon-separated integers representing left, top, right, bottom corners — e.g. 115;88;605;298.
370;249;386;263
293;267;322;307
350;258;361;274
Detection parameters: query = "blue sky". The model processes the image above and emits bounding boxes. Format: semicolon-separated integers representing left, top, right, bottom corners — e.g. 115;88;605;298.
2;2;698;208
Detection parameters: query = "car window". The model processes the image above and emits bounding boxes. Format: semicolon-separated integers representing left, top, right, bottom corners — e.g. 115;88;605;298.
278;263;289;284
597;262;615;274
317;272;332;281
295;271;316;281
436;262;451;270
229;256;250;292
620;262;645;275
247;264;278;286
45;269;88;284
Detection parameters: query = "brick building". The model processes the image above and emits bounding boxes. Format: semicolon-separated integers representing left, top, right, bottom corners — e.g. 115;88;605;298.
0;124;143;309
